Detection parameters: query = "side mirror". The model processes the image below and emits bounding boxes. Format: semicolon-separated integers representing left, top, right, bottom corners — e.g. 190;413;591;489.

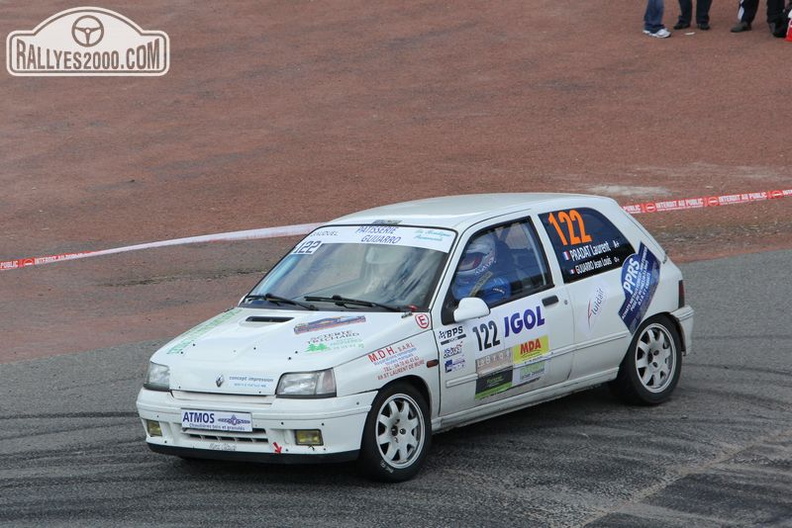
453;297;490;322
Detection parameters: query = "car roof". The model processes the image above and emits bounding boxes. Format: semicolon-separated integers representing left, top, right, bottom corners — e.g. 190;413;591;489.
329;193;617;231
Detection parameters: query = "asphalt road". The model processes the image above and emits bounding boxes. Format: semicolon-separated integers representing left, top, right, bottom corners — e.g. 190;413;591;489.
1;250;790;528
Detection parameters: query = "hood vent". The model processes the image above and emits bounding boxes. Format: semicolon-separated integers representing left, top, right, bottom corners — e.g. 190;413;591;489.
245;316;293;323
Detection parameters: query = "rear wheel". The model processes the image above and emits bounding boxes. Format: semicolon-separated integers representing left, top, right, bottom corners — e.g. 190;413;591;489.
359;382;431;482
610;316;682;405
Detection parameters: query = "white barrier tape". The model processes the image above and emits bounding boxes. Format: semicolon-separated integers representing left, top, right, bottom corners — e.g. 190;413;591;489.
0;222;321;271
2;188;790;271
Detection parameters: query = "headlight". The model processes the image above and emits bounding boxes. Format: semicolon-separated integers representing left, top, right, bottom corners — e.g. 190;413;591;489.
276;369;336;398
144;362;170;391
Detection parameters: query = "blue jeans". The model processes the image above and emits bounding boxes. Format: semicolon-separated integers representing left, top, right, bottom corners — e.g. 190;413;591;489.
644;0;665;31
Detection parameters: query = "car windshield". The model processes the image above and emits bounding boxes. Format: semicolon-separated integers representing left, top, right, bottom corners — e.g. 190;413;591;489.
243;225;456;311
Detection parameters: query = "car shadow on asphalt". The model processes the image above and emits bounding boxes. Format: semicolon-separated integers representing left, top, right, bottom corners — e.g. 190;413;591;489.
162;385;623;486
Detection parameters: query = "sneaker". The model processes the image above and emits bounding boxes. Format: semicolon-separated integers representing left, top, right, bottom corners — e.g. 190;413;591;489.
730;21;751;32
673;21;691;30
770;20;787;38
643;27;671;38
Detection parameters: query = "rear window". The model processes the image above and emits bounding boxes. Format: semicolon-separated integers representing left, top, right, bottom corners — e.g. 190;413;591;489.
539;207;634;283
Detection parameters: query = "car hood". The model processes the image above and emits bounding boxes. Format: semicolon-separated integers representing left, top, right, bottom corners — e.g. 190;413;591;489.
151;307;428;395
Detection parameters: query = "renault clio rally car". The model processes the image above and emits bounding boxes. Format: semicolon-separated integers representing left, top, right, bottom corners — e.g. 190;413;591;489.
136;193;694;481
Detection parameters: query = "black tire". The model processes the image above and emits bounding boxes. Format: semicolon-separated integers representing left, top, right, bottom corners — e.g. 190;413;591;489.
610;315;682;405
359;382;431;482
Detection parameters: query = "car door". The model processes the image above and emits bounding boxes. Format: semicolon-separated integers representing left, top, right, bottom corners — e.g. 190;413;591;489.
435;218;575;417
536;205;639;379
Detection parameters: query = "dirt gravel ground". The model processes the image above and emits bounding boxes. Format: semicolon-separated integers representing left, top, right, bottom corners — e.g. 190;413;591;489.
1;1;791;362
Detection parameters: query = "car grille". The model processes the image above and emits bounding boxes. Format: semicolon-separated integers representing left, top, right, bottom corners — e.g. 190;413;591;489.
182;428;269;443
170;390;274;445
171;390;274;407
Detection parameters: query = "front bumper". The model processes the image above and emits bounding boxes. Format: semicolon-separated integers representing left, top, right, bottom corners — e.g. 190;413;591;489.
136;387;376;463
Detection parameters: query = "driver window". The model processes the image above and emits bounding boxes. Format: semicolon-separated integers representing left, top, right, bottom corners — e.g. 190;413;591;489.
451;220;551;307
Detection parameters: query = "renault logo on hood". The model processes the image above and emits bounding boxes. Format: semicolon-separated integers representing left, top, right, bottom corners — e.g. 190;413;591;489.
215;374;224;387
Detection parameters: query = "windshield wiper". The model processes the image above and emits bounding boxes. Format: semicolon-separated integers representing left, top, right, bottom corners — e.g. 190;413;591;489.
243;293;318;311
304;295;406;312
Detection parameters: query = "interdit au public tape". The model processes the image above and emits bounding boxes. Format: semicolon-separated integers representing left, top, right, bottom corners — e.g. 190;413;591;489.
1;190;789;271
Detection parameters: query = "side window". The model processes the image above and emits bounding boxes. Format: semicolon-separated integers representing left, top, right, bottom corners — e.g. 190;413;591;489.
539;207;635;283
450;219;551;307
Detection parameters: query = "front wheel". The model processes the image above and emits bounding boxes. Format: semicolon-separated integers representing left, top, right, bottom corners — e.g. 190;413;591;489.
610;316;682;405
359;382;431;482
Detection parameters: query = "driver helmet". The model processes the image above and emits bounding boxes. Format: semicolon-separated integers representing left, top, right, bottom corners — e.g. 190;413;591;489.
456;233;497;282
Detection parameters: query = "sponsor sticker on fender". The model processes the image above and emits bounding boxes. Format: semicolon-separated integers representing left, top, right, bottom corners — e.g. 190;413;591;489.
367;341;425;381
619;243;660;333
165;308;242;355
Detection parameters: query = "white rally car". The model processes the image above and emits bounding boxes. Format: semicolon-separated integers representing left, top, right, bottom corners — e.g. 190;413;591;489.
137;193;693;481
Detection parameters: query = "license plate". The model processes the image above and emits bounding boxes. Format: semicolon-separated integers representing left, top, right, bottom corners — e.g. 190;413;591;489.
181;409;253;433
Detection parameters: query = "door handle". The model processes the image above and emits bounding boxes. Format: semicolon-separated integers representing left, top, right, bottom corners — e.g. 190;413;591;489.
542;295;559;307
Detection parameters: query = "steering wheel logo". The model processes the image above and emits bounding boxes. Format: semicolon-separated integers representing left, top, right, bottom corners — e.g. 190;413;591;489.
71;15;104;47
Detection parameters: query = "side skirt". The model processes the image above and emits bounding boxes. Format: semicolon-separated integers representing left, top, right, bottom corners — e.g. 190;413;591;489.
432;369;618;433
